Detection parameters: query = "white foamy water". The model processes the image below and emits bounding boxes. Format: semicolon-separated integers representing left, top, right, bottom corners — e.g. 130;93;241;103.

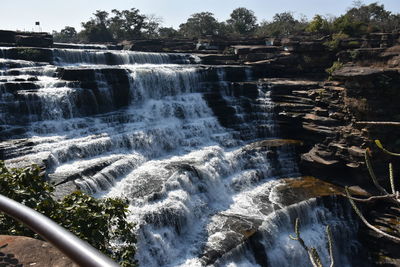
0;46;367;266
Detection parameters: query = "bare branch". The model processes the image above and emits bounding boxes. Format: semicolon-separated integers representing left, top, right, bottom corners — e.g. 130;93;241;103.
389;163;396;195
375;140;400;157
326;225;334;267
289;218;333;267
345;187;400;243
309;248;323;267
356;121;400;127
365;148;388;195
289;217;300;241
343;191;397;202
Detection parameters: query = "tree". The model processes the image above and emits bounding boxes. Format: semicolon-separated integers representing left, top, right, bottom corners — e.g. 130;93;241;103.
53;26;78;43
143;14;163;38
332;14;364;36
0;162;137;267
158;27;181;39
80;10;114;42
332;2;398;35
306;15;331;35
109;8;146;40
257;12;305;37
227;7;257;35
179;12;220;38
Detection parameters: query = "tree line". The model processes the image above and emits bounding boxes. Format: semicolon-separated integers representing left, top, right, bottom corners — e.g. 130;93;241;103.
53;2;400;43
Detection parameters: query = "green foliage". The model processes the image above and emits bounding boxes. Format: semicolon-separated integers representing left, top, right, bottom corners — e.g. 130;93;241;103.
76;8;157;42
256;12;307;37
349;49;360;60
143;15;163;39
158;27;181;39
53;26;78;43
108;8;147;40
179;12;220;38
323;33;350;50
306;15;331;35
226;7;257;36
332;15;365;36
331;2;399;36
0;162;137;266
80;10;114;42
223;46;235;55
325;61;344;76
52;2;400;42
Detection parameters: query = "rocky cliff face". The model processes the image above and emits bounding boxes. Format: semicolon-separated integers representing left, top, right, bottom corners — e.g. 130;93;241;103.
197;33;400;265
185;34;400;265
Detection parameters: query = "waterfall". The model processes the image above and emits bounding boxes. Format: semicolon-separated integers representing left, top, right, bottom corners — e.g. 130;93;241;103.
53;42;109;50
53;49;193;65
214;198;368;267
0;45;367;266
0;47;7;58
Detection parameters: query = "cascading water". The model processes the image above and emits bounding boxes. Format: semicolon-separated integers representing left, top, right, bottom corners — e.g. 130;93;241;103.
52;48;194;66
0;46;367;266
214;197;368;267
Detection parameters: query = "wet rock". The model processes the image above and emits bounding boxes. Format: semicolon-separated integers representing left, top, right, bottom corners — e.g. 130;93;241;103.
274;176;347;206
232;45;280;55
4;48;53;63
303;113;339;126
358;202;400;266
201;214;263;265
196;54;238;65
243;139;303;151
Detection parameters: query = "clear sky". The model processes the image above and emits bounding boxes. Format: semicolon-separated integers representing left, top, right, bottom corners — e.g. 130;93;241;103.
1;0;400;33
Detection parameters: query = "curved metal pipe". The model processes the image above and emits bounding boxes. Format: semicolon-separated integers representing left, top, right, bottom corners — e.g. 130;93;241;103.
0;194;120;267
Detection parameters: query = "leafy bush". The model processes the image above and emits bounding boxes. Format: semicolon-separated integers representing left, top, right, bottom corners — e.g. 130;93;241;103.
0;161;137;267
323;33;349;51
306;15;332;35
325;61;344;76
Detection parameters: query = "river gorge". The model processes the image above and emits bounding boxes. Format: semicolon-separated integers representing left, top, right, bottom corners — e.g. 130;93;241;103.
1;33;399;266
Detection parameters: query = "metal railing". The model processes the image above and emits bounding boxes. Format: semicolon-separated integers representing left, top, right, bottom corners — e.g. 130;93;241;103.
0;194;120;267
